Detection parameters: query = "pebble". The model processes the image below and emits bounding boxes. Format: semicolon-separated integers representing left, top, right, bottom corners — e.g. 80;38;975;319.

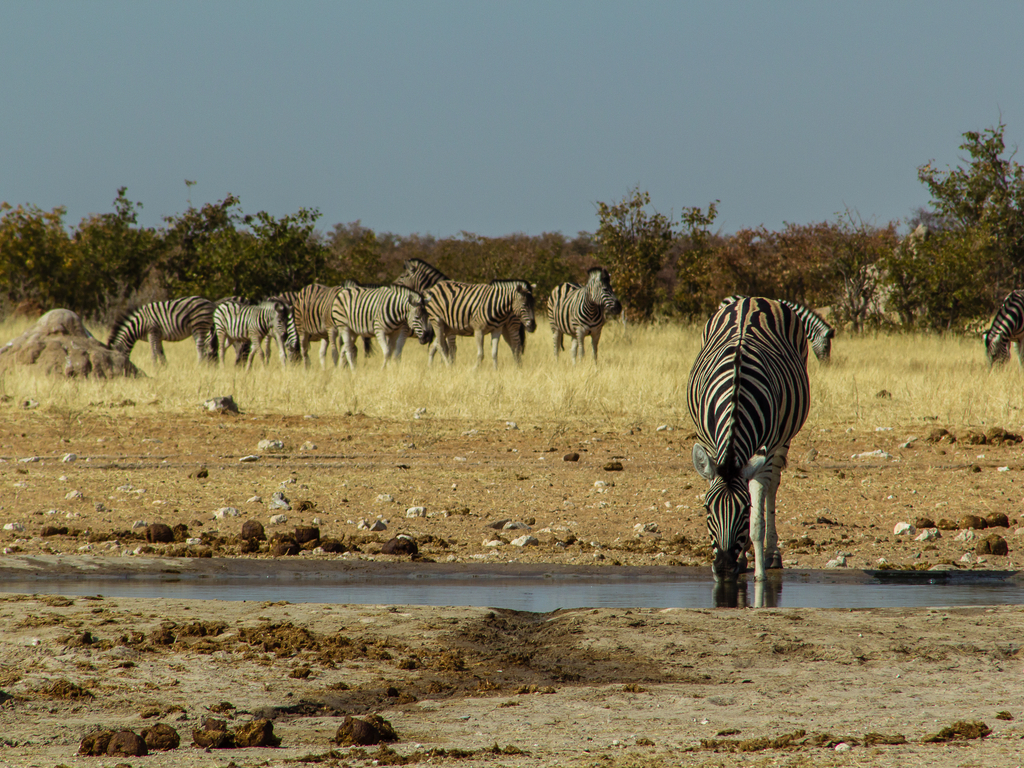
915;528;941;542
239;455;260;463
955;529;977;542
406;506;427;518
258;439;284;452
376;494;395;504
131;520;148;529
19;456;41;463
61;453;77;463
834;742;852;753
300;441;317;451
214;507;240;519
826;554;847;568
269;514;289;525
503;521;531;531
853;449;893;460
634;522;659;534
3;522;25;532
510;535;539;547
247;495;262;504
358;519;387;531
269;492;291;510
65;491;82;501
656;425;671;432
186;537;203;546
893;522;916;536
484;539;504;547
505;421;518;430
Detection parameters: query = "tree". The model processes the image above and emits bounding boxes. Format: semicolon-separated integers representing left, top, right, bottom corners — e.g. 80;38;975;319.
595;187;675;320
917;123;1024;298
0;203;73;312
825;211;898;332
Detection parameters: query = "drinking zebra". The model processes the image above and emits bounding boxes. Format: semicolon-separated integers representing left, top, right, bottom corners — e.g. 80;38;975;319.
213;298;294;369
107;296;217;365
424;279;537;368
719;295;834;362
548;267;622;363
330;285;434;368
983;289;1024;366
687;297;810;582
393;258;449;294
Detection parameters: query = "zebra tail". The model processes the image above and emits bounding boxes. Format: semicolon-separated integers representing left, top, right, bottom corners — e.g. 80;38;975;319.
364;337;373;357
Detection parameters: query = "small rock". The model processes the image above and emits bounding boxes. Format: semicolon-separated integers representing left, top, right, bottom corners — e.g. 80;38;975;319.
333;715;398;746
79;730;114;756
381;534;418;556
406;506;427;518
3;522;25;532
185;537;203;546
834;742;852;753
300;441;317;451
239;455;260;463
853;449;893;460
141;723;180;751
955;529;977;543
825;554;848;568
192;718;232;749
975;535;1009;556
293;526;320;545
510;535;540;547
633;522;659;534
270;539;300;557
503;521;531;531
960;514;987;530
19;456;41;463
913;516;936;529
893;522;916;536
656;425;670;432
376;493;395;503
915;528;941;542
204;396;239;414
106;730;148;757
145;523;175;543
358;519;387;532
240;519;266;541
985;512;1010;528
247;495;262;503
233;718;280;747
604;461;624;471
189;467;209;479
563;452;580;462
257;439;284;452
505;421;518;429
131;519;148;529
214;507;240;519
61;453;77;463
269;514;288;525
269;491;291;510
65;490;84;500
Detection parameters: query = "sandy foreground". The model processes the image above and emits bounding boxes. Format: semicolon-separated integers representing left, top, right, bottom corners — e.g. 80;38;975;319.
1;410;1023;766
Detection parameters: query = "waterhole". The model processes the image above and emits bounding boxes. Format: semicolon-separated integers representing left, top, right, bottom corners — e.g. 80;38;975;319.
1;557;1021;610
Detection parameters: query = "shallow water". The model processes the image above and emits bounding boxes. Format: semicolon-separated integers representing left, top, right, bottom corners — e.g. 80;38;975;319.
3;562;1022;611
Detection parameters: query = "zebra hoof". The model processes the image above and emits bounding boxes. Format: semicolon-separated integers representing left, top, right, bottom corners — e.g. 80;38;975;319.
737;554;749;573
767;553;783;570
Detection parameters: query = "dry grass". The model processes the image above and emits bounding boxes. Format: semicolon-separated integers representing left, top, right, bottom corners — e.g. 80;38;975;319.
1;316;1021;431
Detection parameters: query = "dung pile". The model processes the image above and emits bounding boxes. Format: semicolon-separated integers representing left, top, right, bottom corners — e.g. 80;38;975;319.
0;308;140;378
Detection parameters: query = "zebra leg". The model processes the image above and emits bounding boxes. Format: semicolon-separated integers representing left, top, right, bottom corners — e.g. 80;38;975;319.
552;328;562;359
150;331;167;365
747;472;771;581
218;333;228;366
392;330;409;362
376;329;392;368
340;328;358;369
764;447;789;570
590;326;603;363
477;329;494;369
1016;340;1024;369
329;328;340;367
570;333;582;364
300;335;312;367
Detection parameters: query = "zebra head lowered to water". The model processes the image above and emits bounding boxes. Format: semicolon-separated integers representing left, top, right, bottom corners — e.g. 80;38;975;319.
687;297;810;582
983;289;1024;366
549;266;622;363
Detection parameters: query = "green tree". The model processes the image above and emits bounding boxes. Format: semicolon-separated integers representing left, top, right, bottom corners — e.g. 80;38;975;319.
0;203;73;312
596;187;675;320
917;123;1024;298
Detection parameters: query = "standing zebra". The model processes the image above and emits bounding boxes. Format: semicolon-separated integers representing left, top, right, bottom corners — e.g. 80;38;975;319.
213;299;293;369
393;258;449;294
287;284;345;367
687;297;810;583
331;285;434;368
983;289;1024;366
107;296;217;365
424;279;537;368
549;267;622;363
719;295;834;362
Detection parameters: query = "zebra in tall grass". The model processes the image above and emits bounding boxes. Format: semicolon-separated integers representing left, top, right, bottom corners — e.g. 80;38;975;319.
330;285;434;368
285;284;346;367
687;297;810;583
213;298;293;369
107;296;217;365
393;258;449;294
983;289;1024;366
548;267;622;363
720;295;834;362
424;279;537;368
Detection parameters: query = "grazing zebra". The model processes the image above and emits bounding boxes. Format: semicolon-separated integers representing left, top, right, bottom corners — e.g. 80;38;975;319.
107;296;217;365
720;295;834;362
330;285;434;368
393;258;449;294
424;279;537;368
548;267;622;363
687;297;810;583
213;299;293;369
983;289;1024;366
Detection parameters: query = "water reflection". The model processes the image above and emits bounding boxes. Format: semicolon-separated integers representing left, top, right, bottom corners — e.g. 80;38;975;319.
712;576;783;608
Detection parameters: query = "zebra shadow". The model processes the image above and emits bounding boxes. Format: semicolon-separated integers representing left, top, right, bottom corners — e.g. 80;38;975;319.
713;575;783;609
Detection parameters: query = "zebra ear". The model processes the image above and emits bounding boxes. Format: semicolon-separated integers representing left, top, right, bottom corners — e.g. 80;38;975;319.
692;443;717;481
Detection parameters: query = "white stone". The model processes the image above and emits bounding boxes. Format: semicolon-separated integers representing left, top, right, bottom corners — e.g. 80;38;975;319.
955;529;977;542
634;522;659;534
258;439;284;452
510;535;539;547
19;456;41;463
876;557;888;565
406;506;427;518
998;466;1010;472
247;495;262;504
269;514;289;525
376;494;395;504
825;554;847;568
656;425;670;432
239;455;260;463
454;456;467;462
960;552;976;563
300;441;317;451
503;521;531;530
594;481;609;488
505;421;518;430
915;528;941;542
3;522;25;532
358;519;387;531
61;453;77;463
214;507;240;519
186;537;203;546
834;742;852;753
484;539;504;547
853;450;893;460
131;520;148;529
893;522;916;536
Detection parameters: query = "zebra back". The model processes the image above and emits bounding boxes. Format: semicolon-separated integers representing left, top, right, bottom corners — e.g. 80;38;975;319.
984;289;1024;364
718;295;834;362
107;296;216;357
393;258;449;294
332;285;432;343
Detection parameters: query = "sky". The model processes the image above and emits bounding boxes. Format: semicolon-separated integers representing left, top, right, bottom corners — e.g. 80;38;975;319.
3;1;1023;239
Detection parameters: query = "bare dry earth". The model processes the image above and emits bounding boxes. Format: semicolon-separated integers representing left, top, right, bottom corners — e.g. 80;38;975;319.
0;407;1023;766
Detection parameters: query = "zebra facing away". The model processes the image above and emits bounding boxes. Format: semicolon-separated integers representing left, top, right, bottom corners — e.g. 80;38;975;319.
107;296;217;365
720;295;834;362
330;285;434;368
549;267;622;363
392;258;449;294
425;279;537;369
213;299;293;369
983;289;1024;366
687;297;810;585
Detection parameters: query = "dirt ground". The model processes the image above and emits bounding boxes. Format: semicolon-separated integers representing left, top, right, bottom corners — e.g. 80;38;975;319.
1;407;1022;766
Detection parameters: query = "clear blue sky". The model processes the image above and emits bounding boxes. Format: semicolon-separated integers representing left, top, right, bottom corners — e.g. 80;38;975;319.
3;1;1022;238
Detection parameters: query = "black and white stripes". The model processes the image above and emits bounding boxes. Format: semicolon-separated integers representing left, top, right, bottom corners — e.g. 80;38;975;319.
213;299;293;368
331;285;433;368
720;295;834;362
548;267;622;363
687;297;810;581
983;289;1024;366
107;296;217;365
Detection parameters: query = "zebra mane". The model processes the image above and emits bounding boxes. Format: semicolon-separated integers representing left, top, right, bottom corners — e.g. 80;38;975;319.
106;305;141;346
588;266;611;284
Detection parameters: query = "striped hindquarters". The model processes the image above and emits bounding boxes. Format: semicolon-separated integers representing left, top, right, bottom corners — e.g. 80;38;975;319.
425;280;537;336
984;290;1024;364
718;295;834;362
